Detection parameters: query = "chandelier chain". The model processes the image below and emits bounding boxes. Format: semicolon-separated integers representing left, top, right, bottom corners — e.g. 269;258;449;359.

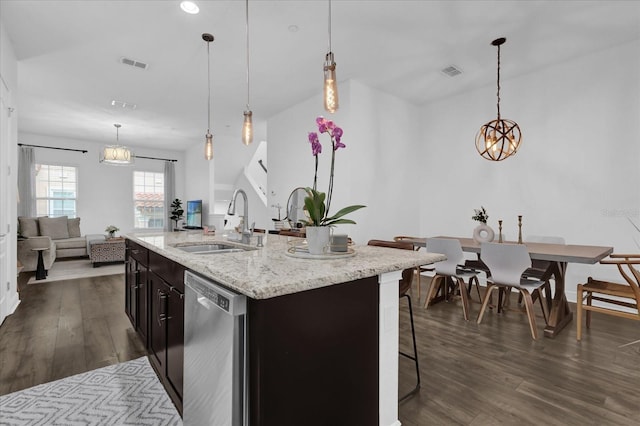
207;40;211;131
496;43;501;120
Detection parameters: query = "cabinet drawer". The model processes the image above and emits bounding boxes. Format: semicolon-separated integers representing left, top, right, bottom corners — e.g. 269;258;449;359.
126;240;148;266
149;251;185;293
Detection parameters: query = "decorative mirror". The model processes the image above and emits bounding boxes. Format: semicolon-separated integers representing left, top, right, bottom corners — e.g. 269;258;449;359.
286;187;308;229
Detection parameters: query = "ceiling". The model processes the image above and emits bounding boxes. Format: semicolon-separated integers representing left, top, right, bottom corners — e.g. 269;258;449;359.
2;0;639;152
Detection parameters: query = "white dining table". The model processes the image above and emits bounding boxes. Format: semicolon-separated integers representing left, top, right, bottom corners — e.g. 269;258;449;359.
404;236;613;338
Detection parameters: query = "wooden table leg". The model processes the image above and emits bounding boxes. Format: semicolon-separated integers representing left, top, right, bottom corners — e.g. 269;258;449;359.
543;261;573;338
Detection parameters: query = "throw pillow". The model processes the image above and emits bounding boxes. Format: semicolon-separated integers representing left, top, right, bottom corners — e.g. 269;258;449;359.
39;216;70;240
68;217;81;238
18;217;39;237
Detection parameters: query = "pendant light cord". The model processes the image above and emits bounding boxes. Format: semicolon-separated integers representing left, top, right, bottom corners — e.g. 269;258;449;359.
496;43;501;120
207;41;211;131
246;0;250;110
328;0;332;53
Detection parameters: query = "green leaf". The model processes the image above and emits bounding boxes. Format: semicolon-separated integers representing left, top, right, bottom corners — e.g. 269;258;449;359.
324;205;366;222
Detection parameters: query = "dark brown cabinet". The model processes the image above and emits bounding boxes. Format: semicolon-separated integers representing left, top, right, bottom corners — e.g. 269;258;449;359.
125;239;185;414
148;251;185;413
125;240;148;346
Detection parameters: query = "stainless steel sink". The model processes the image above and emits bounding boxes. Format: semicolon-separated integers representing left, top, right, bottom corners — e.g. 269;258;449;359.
175;243;255;254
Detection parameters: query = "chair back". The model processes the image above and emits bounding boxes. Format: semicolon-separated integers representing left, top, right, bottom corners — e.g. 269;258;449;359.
426;238;464;276
480;242;532;286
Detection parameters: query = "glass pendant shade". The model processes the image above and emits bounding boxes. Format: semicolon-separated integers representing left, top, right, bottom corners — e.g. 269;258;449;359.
204;132;213;160
323;52;339;113
242;110;253;146
100;123;134;165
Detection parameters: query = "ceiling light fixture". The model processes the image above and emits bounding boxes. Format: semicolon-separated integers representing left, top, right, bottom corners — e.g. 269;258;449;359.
100;124;134;165
180;1;199;14
475;37;522;161
242;0;253;146
203;33;214;160
323;0;339;113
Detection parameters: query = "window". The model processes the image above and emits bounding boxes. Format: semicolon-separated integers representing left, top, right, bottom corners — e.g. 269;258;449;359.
35;164;77;217
133;171;164;229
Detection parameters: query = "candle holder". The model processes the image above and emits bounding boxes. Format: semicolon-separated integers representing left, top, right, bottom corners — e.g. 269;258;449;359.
498;220;503;243
517;215;523;244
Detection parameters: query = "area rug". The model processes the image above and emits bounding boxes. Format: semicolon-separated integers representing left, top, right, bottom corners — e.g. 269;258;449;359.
0;357;182;425
27;259;124;285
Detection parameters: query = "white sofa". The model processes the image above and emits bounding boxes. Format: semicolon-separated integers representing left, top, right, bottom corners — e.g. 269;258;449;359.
17;216;94;272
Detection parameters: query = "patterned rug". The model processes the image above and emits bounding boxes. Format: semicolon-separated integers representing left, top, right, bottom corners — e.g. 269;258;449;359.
0;357;182;425
27;258;124;284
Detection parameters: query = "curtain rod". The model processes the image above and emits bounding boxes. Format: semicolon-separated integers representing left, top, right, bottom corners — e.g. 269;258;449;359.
18;143;87;154
136;155;177;163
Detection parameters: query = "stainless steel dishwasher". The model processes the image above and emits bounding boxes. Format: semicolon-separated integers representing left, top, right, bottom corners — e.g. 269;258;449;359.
183;271;247;426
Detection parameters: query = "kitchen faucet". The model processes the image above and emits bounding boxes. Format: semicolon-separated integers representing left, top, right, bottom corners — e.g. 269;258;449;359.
227;188;252;244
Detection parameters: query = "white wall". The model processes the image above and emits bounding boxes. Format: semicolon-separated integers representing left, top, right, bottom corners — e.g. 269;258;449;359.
19;132;185;235
267;79;422;244
420;39;640;300
183;121;267;229
1;15;19;320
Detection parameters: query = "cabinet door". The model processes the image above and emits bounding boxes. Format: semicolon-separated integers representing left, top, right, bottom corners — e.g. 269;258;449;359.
137;266;148;345
125;259;138;326
148;271;168;372
166;287;184;399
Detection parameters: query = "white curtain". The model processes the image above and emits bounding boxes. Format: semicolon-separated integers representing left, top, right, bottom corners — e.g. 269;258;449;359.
18;146;35;218
164;161;175;231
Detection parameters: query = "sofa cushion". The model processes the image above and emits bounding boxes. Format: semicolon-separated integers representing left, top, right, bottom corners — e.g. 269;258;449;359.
68;217;81;238
39;216;70;240
53;236;87;250
18;217;39;237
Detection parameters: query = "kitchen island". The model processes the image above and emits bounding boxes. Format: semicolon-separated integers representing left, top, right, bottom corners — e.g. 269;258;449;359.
125;231;444;426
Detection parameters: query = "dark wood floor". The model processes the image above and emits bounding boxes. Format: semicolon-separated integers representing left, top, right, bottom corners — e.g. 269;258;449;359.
1;273;639;425
0;272;146;396
397;281;640;425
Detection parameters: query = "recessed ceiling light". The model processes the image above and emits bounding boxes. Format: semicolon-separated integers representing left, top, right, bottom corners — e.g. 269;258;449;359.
180;1;199;14
288;25;299;33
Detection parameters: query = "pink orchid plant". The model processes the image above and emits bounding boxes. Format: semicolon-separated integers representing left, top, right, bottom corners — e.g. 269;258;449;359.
303;117;365;227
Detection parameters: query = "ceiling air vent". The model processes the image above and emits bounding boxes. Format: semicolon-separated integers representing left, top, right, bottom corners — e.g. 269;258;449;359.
111;100;137;110
120;57;148;70
441;65;462;77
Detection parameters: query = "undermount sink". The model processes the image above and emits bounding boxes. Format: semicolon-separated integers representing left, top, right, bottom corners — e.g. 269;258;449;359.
175;243;255;254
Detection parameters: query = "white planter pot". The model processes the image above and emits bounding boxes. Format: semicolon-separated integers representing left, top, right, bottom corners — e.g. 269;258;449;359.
306;226;330;255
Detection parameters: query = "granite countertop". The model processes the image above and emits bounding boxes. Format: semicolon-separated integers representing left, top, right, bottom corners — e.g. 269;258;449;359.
125;231;445;299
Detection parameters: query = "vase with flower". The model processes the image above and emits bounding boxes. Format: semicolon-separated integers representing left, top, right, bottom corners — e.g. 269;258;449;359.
471;206;494;243
105;225;119;240
301;117;365;254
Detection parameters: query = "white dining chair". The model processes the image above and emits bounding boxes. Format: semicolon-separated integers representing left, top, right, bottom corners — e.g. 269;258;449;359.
423;238;481;321
477;242;549;339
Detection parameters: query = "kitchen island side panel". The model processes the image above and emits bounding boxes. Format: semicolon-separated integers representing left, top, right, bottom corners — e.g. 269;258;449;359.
248;276;379;426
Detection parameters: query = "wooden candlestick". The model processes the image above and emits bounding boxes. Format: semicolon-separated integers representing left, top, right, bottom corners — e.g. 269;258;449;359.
498;220;503;243
517;215;523;244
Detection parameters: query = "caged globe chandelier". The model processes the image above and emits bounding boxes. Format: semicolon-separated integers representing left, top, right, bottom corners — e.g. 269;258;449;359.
475;37;522;161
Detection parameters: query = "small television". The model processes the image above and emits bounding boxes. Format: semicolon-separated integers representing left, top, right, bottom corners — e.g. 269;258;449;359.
184;200;203;229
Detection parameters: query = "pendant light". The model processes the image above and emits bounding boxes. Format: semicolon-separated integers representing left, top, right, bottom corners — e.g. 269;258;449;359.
475;37;522;161
323;0;339;113
203;33;214;160
242;0;253;145
100;123;134;165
